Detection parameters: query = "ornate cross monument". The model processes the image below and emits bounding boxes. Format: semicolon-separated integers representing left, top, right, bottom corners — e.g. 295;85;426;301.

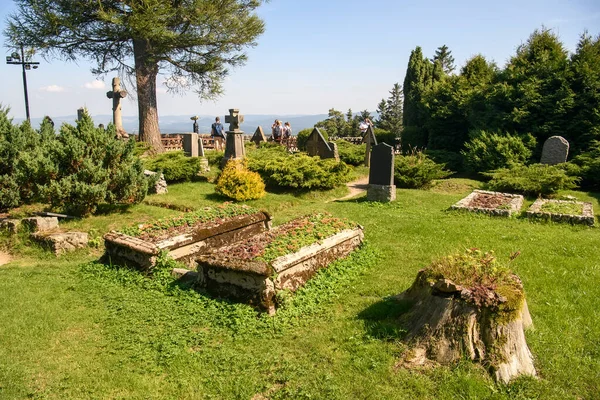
106;77;128;139
221;108;246;167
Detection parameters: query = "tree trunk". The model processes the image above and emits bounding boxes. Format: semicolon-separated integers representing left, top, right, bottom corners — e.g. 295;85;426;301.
133;38;164;153
396;271;536;383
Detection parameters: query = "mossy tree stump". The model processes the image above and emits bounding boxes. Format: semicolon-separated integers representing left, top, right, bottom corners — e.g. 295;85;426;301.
397;249;536;383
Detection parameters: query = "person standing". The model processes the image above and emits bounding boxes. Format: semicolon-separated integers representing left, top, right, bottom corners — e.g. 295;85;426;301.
359;117;372;134
283;121;292;150
211;116;225;151
272;119;283;144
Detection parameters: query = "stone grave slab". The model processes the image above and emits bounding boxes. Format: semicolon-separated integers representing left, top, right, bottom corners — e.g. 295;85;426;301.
195;215;364;314
526;199;594;226
22;217;59;233
103;206;272;271
32;231;88;255
451;190;523;217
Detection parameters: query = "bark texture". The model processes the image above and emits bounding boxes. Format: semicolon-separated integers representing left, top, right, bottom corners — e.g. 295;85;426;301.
397;270;536;383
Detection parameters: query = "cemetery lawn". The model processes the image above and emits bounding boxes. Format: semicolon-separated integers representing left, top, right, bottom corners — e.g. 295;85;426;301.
1;178;599;399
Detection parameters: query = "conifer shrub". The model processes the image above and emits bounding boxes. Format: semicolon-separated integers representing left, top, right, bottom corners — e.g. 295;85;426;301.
44;112;147;216
485;164;579;196
335;139;365;166
247;146;351;190
0;108;56;211
425;149;464;173
394;151;452;188
215;160;266;201
204;149;224;167
373;128;396;146
572;141;600;189
144;151;201;182
462;131;534;173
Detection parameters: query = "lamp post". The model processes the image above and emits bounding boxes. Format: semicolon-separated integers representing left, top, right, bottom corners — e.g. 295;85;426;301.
6;44;39;122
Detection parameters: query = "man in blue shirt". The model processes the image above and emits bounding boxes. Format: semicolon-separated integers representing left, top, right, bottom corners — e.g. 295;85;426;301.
211;117;225;151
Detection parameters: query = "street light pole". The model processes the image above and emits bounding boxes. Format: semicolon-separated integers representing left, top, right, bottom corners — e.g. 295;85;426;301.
6;44;39;123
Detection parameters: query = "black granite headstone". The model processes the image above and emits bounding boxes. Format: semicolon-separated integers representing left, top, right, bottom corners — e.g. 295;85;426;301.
369;143;395;186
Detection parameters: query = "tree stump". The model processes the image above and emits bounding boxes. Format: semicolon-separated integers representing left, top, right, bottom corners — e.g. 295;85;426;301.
396;250;536;383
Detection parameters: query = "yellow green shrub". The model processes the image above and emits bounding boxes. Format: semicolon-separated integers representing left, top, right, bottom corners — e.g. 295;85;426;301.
215;160;266;201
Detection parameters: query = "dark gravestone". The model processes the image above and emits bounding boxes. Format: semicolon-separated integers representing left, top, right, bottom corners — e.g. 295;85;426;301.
251;126;267;146
540;136;569;165
306;128;339;161
367;143;396;202
362;125;378;167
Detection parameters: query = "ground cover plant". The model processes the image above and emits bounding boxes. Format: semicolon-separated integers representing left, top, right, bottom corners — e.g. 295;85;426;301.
219;213;355;263
540;201;584;215
1;178;599;399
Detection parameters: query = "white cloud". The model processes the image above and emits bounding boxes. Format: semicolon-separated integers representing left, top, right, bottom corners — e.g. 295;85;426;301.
84;80;106;90
40;85;66;93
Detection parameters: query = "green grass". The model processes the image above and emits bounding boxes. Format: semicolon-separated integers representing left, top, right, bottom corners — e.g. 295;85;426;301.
1;178;599;399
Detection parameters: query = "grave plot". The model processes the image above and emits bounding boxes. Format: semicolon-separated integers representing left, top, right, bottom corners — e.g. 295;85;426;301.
103;204;271;271
451;190;523;217
527;199;595;226
195;213;364;314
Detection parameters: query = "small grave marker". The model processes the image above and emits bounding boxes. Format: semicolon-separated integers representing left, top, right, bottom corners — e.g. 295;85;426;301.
251;126;267;146
306;128;339;161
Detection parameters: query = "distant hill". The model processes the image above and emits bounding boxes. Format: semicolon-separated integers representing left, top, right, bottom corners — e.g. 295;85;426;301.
18;114;330;135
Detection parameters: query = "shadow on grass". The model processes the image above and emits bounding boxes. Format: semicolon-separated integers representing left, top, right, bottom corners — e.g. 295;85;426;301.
357;296;413;341
94;203;134;216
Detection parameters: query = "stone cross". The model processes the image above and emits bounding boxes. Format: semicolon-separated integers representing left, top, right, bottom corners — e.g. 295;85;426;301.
362;125;378;167
225;109;244;133
106;77;128;139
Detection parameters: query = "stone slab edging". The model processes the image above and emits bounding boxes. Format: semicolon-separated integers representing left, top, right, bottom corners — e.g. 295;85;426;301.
451;190;524;217
195;226;365;313
103;211;272;270
526;199;595;226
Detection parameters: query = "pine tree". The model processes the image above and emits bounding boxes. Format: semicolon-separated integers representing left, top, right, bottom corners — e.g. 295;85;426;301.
432;45;456;75
567;32;600;155
377;83;403;138
5;0;266;153
403;46;435;148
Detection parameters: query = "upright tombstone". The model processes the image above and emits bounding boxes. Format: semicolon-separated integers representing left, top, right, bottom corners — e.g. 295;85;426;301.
106;77;128;139
367;143;396;202
182;133;199;157
251;126;267;146
306;128;340;161
221;109;246;168
77;107;85;121
540;136;569;165
362;125;378;167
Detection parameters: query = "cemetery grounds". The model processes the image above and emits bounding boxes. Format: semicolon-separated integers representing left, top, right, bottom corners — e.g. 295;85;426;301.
0;177;599;400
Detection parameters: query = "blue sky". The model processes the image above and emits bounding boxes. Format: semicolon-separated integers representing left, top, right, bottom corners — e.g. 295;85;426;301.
1;0;599;120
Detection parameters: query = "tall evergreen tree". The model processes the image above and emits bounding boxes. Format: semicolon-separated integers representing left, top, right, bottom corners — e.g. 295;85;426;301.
501;28;574;155
4;0;266;153
567;32;600;154
377;83;403;138
403;46;436;148
432;45;456;75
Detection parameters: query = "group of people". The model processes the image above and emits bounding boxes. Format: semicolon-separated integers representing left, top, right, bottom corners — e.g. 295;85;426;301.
271;119;292;145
